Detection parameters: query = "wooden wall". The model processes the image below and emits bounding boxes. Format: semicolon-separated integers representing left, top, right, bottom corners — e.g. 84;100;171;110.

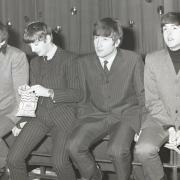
0;0;178;56
164;0;180;12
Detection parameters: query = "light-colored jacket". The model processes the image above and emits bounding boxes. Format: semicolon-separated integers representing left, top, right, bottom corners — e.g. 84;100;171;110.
0;45;29;124
143;48;180;129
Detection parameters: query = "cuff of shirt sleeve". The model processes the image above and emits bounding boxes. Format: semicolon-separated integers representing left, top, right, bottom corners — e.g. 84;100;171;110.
48;89;55;101
51;89;67;103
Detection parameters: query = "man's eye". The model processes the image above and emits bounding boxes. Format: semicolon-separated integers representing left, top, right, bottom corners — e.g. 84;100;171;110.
34;42;39;46
103;37;109;40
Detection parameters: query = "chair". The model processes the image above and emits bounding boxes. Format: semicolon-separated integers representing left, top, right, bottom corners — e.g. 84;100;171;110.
28;135;180;180
93;136;180;180
28;134;57;180
94;137;180;180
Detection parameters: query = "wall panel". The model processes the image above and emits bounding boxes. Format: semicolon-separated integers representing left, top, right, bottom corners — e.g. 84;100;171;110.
0;0;36;51
0;0;168;55
164;0;180;12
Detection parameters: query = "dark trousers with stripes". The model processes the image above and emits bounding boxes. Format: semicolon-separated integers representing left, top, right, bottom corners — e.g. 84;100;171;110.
68;116;135;180
7;119;76;180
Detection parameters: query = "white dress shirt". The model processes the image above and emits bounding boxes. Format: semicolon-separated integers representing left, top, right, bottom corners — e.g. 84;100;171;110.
99;49;117;70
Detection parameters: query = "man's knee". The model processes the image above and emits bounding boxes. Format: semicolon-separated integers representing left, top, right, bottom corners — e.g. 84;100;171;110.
52;156;67;172
68;135;82;157
7;145;28;167
7;149;24;168
134;143;159;161
107;144;131;159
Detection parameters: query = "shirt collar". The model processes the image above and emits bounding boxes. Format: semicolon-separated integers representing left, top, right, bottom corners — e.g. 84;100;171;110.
46;44;57;60
99;49;117;70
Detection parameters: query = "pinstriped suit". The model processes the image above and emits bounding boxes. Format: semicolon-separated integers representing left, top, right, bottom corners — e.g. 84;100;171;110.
7;48;83;180
68;49;145;180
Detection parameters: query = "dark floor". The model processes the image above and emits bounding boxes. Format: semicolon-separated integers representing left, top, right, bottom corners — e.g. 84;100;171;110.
1;169;180;180
0;173;9;180
102;170;180;180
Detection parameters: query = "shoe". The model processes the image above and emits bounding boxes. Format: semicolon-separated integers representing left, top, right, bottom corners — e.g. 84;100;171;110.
31;167;56;176
91;164;103;180
160;174;167;180
0;167;6;177
0;167;10;179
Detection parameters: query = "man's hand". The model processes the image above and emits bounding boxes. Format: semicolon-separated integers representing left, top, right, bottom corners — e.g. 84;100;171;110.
168;127;177;146
165;127;180;154
27;85;51;97
12;122;27;137
164;143;180;154
134;130;142;142
12;126;21;136
176;130;180;146
18;84;30;95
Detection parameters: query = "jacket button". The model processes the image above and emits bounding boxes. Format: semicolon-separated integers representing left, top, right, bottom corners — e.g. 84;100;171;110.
176;110;178;113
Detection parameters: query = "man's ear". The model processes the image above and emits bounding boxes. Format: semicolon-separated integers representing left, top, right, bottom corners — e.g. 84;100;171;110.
45;34;52;43
114;39;120;47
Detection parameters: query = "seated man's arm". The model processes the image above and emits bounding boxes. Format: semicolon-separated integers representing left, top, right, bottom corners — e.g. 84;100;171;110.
133;55;146;124
7;52;29;124
144;55;170;121
52;57;84;103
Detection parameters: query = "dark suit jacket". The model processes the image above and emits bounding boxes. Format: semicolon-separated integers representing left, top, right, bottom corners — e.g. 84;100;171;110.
0;45;29;124
78;49;145;132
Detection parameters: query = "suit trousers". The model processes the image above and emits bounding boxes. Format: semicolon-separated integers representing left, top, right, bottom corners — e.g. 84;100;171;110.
68;116;135;180
7;117;76;180
0;116;14;169
134;123;169;180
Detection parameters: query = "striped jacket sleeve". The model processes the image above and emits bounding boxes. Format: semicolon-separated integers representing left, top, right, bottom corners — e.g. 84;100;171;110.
53;58;83;103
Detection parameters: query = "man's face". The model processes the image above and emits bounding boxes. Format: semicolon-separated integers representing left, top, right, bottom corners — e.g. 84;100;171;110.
29;39;49;56
163;24;180;51
94;35;118;58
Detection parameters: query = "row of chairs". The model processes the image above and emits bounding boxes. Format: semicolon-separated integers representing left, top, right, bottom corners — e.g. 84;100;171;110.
28;135;180;180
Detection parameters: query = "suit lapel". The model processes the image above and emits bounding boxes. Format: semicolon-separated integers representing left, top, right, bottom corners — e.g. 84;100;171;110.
94;54;107;76
163;50;177;115
164;50;176;79
109;50;123;75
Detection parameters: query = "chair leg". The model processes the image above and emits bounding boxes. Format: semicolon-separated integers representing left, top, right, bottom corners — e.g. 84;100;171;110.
40;166;46;175
172;167;178;180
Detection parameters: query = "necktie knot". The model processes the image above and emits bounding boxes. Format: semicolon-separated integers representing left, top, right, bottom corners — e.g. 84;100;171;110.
104;60;108;65
104;60;108;68
103;60;109;75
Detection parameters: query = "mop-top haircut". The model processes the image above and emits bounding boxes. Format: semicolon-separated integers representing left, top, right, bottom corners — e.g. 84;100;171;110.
23;21;53;43
93;17;123;42
0;21;8;43
161;12;180;29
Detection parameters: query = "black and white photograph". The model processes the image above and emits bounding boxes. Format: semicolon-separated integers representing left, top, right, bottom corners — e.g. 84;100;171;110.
0;0;179;180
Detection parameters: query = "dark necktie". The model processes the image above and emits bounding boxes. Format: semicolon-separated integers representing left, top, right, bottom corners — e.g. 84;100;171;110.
103;60;109;75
